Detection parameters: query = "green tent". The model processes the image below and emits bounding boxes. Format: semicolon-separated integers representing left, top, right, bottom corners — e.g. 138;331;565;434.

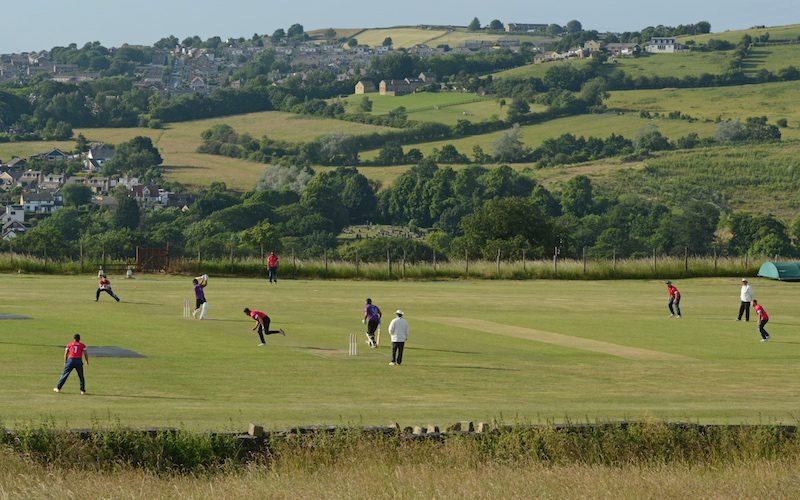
757;262;800;281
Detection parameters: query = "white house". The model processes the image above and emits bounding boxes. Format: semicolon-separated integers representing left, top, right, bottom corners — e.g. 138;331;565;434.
646;37;685;54
1;204;24;225
19;191;63;214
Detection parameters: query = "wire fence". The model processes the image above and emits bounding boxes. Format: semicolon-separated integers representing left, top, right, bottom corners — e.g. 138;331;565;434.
0;251;765;280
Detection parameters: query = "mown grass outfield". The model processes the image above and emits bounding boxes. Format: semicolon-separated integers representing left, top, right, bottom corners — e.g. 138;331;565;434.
2;274;799;430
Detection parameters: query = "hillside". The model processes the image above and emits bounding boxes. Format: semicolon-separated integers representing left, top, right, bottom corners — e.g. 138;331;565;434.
607;80;800;132
351;26;552;48
361;112;719;160
679;23;800;44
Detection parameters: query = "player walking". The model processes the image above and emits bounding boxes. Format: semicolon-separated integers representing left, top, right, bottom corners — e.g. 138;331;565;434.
666;280;681;318
53;334;89;394
267;251;279;284
193;274;208;319
753;299;770;342
95;274;120;302
388;309;409;366
363;298;382;348
243;307;285;346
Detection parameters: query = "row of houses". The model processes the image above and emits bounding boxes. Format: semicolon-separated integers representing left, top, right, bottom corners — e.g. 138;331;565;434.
534;36;687;64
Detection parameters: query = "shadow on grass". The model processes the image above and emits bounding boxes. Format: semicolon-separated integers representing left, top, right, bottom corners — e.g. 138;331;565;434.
409;347;480;355
414;364;520;372
0;341;63;349
87;393;208;401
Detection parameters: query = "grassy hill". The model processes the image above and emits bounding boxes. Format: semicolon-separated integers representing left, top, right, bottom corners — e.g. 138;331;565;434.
607;80;800;132
361;112;718;161
337;92;520;124
351;26;552;48
1;111;393;190
679;24;800;44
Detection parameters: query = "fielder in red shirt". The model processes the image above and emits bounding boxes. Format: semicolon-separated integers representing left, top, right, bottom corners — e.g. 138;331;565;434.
54;334;89;394
267;251;279;284
665;280;681;318
243;307;285;346
753;299;770;342
96;274;120;302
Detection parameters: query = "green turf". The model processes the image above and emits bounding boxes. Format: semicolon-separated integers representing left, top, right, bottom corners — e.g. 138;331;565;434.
1;274;799;430
361;113;718;160
679;24;800;45
607;80;800;134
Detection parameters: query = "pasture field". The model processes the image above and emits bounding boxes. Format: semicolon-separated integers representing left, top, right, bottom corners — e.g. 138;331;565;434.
607;80;800;133
361;112;718;161
0;111;391;190
493;58;590;79
743;43;800;74
2;274;800;430
680;24;800;44
353;28;448;48
338;92;520;124
493;51;732;80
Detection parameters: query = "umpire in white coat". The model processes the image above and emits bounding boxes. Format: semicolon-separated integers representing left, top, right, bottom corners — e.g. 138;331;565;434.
388;310;409;366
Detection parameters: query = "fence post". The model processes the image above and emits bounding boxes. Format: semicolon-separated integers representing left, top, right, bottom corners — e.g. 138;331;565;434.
496;249;501;276
292;248;296;278
465;250;469;276
553;246;558;277
745;253;748;270
433;248;437;274
355;249;359;277
714;246;718;272
684;246;689;274
324;249;328;276
79;239;84;273
260;244;265;267
197;248;201;266
102;242;106;269
582;246;586;274
387;250;391;277
613;249;617;272
653;248;657;273
522;248;526;272
402;249;406;278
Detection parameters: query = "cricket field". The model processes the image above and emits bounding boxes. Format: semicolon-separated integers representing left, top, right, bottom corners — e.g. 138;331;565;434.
1;274;798;430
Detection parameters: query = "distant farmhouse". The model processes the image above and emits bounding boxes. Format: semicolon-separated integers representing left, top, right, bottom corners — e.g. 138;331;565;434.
606;43;640;57
645;37;686;54
379;79;422;96
355;80;376;94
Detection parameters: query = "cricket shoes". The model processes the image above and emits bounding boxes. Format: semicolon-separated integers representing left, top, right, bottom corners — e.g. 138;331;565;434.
389;362;395;366
80;391;86;395
668;314;675;319
677;315;682;319
258;343;266;347
761;338;770;342
53;387;61;393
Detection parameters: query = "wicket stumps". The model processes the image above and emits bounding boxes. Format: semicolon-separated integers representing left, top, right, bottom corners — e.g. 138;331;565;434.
183;298;191;319
349;332;357;356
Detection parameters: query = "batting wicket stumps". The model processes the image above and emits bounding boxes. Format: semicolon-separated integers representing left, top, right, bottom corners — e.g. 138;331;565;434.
183;298;191;319
349;333;357;356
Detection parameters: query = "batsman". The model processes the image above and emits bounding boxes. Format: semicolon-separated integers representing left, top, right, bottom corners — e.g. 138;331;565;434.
193;274;209;320
362;298;382;348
